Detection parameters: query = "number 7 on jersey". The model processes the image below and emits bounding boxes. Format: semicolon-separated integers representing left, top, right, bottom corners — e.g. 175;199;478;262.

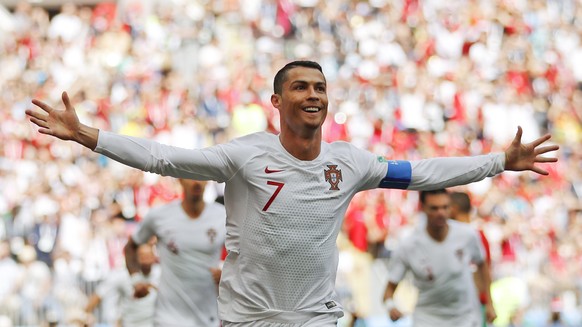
262;181;285;211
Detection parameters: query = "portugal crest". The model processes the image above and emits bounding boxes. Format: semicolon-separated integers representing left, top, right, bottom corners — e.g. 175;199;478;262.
324;164;343;191
207;228;217;244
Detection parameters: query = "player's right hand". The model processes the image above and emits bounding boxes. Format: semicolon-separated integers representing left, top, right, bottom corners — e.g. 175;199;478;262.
133;282;150;298
210;267;222;286
389;308;402;321
27;91;81;141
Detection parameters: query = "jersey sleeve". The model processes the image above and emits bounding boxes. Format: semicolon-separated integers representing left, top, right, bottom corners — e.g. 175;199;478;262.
132;212;157;245
387;244;409;284
94;131;244;182
468;229;486;265
408;153;505;190
479;230;492;265
371;153;505;190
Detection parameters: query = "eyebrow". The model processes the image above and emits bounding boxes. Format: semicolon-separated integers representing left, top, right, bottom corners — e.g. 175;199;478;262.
428;204;449;209
289;80;326;86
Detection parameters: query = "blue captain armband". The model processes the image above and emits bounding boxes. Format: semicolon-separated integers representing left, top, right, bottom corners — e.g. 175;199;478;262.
379;160;411;189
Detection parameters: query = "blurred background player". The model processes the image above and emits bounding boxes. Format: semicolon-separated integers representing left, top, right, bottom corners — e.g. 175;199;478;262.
384;189;492;327
450;191;496;326
124;178;226;327
84;242;159;327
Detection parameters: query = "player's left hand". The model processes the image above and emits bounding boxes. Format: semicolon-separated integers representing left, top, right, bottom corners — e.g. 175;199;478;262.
504;126;559;175
485;303;497;323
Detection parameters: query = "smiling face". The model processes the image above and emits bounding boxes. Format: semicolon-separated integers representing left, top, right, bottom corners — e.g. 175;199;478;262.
271;66;328;136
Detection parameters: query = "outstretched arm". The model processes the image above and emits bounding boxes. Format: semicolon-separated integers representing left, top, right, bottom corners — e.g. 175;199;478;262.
504;126;559;175
26;92;99;150
375;126;559;192
27;91;236;182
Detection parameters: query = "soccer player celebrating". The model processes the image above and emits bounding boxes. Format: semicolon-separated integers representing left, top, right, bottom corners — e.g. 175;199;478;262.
27;61;558;326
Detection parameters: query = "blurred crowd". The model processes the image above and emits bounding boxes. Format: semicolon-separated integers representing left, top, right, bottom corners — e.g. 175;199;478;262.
0;0;581;326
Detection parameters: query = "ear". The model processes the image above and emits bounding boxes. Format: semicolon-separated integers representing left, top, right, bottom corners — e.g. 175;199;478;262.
271;93;281;109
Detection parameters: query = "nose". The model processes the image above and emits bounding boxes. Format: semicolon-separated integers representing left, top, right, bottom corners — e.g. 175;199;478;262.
307;86;320;100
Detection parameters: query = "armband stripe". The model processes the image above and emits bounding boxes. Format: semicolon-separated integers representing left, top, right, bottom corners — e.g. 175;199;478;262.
379;160;411;189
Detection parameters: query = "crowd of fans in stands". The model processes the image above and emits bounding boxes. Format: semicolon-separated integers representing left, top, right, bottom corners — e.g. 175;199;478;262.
0;0;581;326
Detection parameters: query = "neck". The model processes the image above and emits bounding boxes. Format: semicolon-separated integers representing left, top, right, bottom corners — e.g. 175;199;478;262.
455;213;471;224
426;224;449;242
181;198;205;219
278;129;322;161
141;266;151;276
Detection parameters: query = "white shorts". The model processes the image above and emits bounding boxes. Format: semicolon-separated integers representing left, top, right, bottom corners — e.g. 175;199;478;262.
222;313;338;327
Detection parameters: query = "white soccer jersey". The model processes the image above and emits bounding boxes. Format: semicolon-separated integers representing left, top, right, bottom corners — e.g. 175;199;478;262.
388;220;485;327
95;131;504;323
132;200;227;327
96;266;160;327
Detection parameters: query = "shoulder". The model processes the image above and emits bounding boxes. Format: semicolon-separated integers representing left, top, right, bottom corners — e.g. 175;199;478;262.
449;220;479;238
229;131;278;148
327;140;375;160
202;202;227;224
220;132;279;161
144;200;181;219
327;140;357;151
395;230;422;252
205;201;226;214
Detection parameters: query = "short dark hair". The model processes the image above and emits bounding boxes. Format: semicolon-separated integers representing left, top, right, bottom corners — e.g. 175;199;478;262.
419;189;448;204
273;60;324;95
450;192;471;214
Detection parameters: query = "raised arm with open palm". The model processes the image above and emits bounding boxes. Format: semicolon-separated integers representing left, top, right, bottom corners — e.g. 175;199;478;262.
26;92;559;175
504;126;559;175
26;91;99;150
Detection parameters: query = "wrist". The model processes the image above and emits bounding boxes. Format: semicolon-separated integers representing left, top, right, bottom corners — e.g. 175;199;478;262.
384;298;396;311
77;124;99;150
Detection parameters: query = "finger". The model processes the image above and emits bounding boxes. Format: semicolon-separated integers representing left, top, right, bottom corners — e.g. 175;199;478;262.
535;157;558;163
62;91;73;111
531;166;549;175
530;133;552;148
534;144;559;155
38;128;53;135
26;109;48;121
31;99;54;113
512;126;523;145
29;117;49;129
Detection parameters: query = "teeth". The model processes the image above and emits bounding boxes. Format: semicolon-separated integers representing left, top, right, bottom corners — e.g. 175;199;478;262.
304;107;320;112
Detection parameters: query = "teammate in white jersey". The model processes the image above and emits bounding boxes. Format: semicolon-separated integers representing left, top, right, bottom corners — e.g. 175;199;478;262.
125;178;227;327
450;191;496;326
85;243;160;327
384;189;490;327
27;60;558;326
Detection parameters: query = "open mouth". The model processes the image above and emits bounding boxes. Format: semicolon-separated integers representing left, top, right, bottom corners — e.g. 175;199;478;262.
302;107;321;113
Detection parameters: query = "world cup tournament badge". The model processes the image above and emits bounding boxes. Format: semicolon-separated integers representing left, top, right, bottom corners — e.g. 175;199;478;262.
324;164;343;190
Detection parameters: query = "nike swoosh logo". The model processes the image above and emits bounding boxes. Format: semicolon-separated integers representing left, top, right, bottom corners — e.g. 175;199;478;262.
265;167;284;174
